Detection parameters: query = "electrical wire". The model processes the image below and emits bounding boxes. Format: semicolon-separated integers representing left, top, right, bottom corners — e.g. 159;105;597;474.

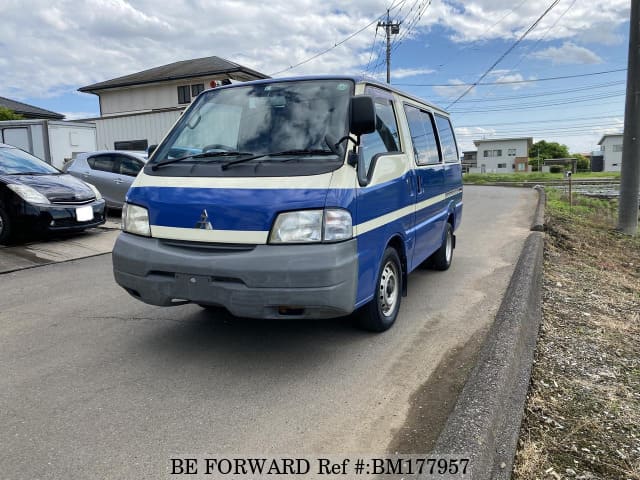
445;0;561;108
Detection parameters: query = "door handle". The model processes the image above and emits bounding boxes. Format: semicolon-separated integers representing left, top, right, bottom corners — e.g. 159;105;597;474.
416;176;423;194
113;179;124;184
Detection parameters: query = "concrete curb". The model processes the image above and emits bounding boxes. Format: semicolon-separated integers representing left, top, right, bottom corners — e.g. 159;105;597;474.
531;186;546;232
433;231;544;479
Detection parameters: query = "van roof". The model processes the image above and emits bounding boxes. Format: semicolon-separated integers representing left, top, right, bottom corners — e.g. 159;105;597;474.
207;75;450;116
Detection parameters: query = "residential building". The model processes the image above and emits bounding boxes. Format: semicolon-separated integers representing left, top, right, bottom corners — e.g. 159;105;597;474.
597;134;623;172
461;150;477;173
470;137;533;173
0;96;64;120
78;56;269;151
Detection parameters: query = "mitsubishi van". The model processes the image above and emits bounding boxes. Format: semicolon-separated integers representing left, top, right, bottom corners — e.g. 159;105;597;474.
112;76;463;332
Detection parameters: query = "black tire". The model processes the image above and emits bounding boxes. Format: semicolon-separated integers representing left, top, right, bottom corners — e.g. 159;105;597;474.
430;222;454;271
0;206;12;245
357;247;402;332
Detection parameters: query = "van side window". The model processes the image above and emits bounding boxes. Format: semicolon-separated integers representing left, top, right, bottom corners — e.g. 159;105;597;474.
434;115;459;163
403;105;440;165
360;100;401;173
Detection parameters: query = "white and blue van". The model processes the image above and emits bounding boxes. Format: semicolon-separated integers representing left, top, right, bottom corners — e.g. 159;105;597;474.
113;76;463;332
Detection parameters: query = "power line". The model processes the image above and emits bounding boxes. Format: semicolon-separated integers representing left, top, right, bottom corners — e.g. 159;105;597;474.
394;68;627;87
445;0;561;108
455;113;624;128
269;0;407;77
449;80;625;103
450;91;625;113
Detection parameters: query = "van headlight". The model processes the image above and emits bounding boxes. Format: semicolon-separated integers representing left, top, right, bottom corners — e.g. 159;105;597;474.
122;203;150;237
269;208;352;244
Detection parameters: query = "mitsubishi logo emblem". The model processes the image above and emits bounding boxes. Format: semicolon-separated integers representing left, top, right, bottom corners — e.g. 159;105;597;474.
195;209;213;230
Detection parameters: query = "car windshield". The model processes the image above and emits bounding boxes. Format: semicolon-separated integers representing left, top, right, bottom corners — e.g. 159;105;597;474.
152;79;354;165
0;147;59;175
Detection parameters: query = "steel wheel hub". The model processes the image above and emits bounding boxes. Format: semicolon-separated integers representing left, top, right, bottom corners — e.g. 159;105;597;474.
379;261;399;317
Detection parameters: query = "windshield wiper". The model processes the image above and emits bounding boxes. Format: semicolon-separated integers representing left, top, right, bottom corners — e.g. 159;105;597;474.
221;149;336;170
151;151;254;171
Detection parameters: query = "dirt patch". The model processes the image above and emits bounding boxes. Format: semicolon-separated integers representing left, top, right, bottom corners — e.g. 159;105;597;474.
387;328;487;453
513;193;640;479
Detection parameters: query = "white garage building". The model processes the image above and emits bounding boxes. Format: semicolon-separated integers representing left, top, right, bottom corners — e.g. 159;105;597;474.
597;134;624;172
78;56;269;151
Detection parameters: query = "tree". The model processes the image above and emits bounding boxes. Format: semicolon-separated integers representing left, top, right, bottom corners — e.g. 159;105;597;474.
0;107;24;120
528;140;570;159
572;153;590;171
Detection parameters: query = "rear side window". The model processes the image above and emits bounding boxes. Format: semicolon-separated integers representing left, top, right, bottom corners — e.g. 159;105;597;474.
434;115;459;163
404;105;440;165
360;100;402;173
118;156;143;176
87;155;115;173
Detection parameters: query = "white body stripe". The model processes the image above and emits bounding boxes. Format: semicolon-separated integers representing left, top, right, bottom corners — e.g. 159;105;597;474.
133;170;336;190
355;192;448;235
151;225;269;244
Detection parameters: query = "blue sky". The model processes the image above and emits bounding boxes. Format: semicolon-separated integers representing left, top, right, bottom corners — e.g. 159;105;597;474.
0;0;630;153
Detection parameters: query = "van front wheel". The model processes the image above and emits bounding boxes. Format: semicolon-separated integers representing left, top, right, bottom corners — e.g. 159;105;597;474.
357;247;402;332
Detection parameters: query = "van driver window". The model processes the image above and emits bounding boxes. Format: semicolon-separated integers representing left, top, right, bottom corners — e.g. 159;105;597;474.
360;100;401;173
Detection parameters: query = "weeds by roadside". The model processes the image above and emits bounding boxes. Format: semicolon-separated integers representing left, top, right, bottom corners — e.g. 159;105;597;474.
463;172;621;185
513;189;640;480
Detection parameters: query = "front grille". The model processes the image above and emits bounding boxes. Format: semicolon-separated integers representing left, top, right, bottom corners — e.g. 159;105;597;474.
160;239;256;253
50;198;96;205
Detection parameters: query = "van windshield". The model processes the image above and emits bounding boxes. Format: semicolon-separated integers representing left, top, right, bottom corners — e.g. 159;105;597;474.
152;79;354;171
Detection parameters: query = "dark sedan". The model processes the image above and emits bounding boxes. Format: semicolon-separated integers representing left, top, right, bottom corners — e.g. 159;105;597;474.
0;143;106;244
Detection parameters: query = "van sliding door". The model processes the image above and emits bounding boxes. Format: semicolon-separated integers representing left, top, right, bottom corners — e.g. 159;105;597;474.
403;105;445;268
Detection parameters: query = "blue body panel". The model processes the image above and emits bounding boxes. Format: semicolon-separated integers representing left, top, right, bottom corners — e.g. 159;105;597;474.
127;186;330;232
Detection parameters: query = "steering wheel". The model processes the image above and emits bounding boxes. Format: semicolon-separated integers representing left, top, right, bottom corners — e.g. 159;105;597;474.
202;144;237;152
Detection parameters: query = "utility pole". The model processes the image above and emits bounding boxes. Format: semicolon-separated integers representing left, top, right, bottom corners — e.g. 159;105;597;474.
618;0;640;235
377;10;400;84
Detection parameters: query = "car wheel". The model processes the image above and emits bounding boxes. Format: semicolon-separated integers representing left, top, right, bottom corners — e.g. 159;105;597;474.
430;222;454;271
357;247;402;332
0;206;12;244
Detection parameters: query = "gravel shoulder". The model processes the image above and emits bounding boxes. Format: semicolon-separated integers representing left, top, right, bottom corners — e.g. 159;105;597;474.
513;191;640;480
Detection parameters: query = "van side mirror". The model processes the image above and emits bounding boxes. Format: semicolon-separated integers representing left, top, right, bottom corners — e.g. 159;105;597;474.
147;144;158;157
350;96;376;137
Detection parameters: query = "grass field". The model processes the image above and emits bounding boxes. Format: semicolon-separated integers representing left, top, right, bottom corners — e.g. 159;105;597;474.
463;172;621;184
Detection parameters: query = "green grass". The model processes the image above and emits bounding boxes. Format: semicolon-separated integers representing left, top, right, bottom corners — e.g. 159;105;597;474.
463;171;621;184
546;187;619;221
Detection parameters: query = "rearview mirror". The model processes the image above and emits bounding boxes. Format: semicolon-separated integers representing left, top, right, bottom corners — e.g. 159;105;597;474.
350;96;376;137
147;144;158;157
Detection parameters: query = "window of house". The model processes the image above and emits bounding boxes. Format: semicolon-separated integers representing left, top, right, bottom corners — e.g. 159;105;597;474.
361;99;402;173
191;84;205;97
404;105;440;166
508;148;516;156
495;149;502;157
483;150;489;157
177;85;191;104
434;114;458;163
613;144;623;152
497;163;507;168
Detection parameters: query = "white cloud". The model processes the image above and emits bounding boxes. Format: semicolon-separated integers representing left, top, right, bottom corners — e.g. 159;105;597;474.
454;126;497;152
0;0;629;101
533;42;603;65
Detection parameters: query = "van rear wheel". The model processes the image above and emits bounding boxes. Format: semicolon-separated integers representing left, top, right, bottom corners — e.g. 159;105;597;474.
430;223;454;271
357;247;402;332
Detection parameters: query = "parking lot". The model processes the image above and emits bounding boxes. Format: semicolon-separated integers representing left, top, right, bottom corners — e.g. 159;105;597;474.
0;186;535;479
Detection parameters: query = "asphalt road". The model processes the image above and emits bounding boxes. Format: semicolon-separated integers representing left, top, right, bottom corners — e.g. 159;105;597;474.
0;186;535;479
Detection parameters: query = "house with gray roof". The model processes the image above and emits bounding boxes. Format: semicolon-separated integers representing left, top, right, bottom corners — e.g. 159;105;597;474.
0;96;64;120
78;56;268;150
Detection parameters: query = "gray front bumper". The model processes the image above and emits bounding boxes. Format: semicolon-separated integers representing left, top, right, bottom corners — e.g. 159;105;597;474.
112;233;358;319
